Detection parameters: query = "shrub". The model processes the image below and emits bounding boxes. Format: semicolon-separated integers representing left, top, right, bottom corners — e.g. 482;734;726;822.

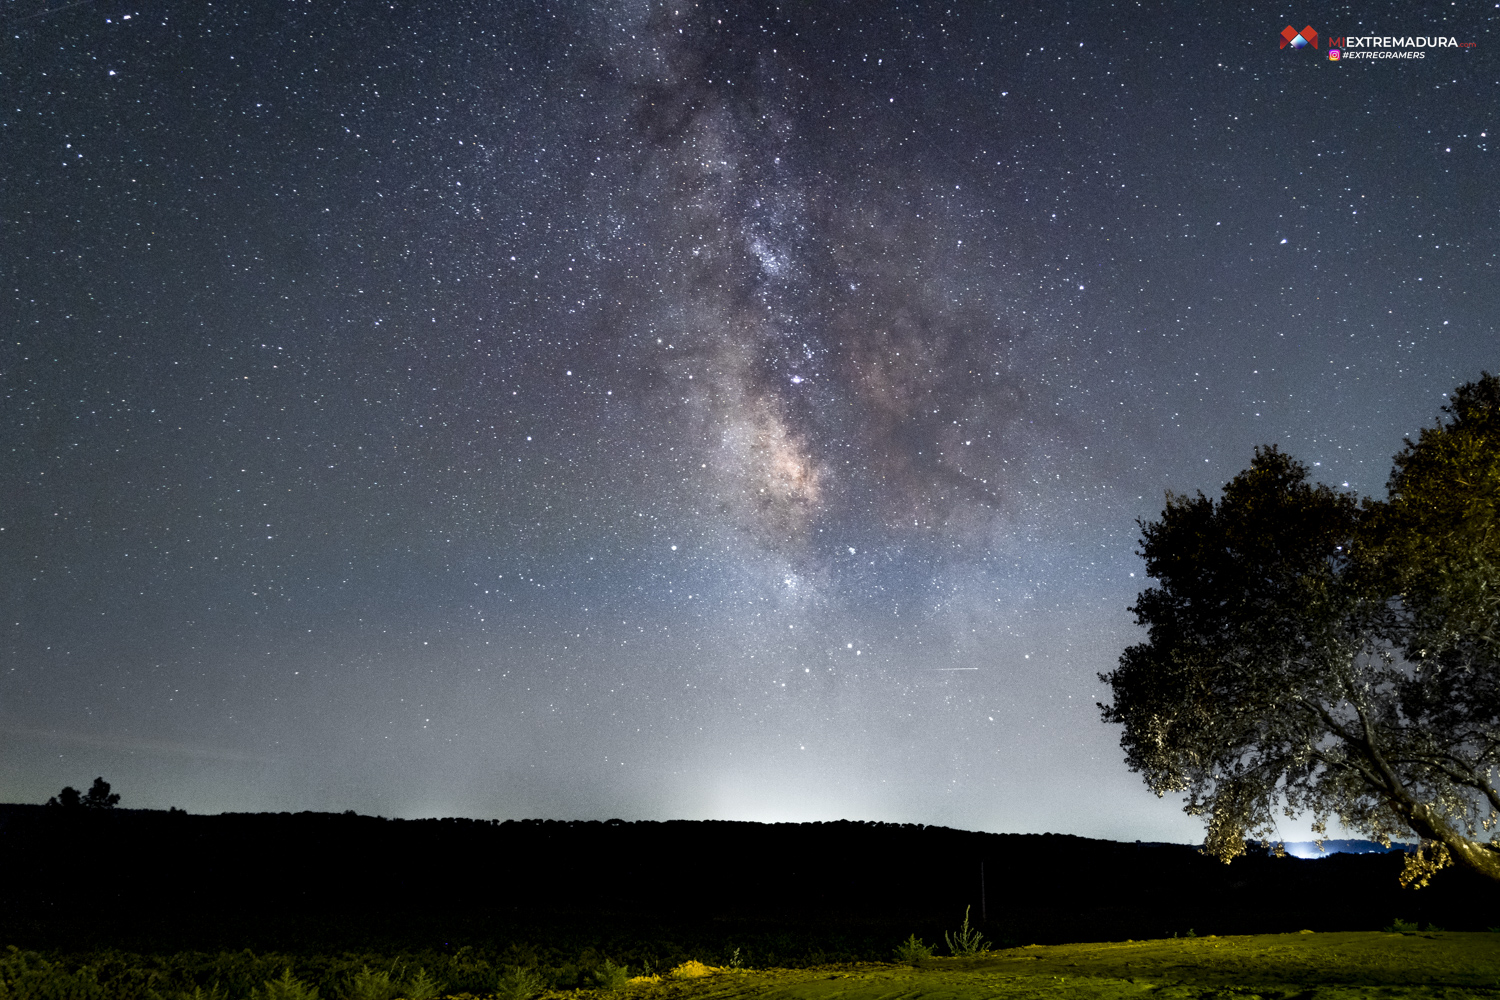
401;968;444;1000
892;934;934;966
494;966;546;1000
0;947;107;999
944;906;990;957
668;961;712;979
1385;918;1419;933
589;960;629;991
172;988;230;1000
251;968;319;1000
347;965;401;1000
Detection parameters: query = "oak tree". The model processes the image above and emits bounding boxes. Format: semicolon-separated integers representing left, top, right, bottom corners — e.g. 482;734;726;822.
1101;374;1500;886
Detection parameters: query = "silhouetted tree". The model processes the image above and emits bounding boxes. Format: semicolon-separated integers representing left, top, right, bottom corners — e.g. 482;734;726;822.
82;776;120;809
1102;374;1500;887
47;785;82;808
47;777;119;809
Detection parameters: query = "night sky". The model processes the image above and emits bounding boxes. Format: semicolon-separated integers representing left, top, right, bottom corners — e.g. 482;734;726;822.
2;1;1495;841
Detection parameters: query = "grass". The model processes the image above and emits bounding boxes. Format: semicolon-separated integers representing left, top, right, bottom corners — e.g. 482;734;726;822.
4;932;1498;998
611;932;1500;1000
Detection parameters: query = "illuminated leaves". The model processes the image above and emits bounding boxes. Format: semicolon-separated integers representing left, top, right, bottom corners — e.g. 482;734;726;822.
1102;376;1500;885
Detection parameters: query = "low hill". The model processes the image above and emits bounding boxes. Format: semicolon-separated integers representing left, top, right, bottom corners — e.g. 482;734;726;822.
0;805;1489;954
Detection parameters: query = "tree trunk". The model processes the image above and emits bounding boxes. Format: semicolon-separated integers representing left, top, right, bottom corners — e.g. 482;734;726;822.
1402;801;1500;884
1351;710;1500;886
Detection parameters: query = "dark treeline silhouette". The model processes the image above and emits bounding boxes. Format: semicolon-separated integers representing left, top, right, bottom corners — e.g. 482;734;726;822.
44;777;119;810
0;804;1492;956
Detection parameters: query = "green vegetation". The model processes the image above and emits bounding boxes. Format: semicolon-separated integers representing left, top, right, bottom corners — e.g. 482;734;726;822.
621;933;1500;1000
5;929;1500;999
943;907;989;958
250;968;319;1000
346;965;401;1000
0;945;461;1000
589;961;629;991
1385;918;1450;935
1102;372;1500;886
493;966;546;1000
338;962;441;999
891;935;933;967
177;988;231;1000
403;968;444;999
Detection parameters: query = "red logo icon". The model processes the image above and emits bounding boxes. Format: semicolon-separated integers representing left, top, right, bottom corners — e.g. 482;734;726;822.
1280;25;1318;49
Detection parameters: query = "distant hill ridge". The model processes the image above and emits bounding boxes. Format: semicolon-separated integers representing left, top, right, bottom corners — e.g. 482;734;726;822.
0;803;1485;951
0;803;1419;856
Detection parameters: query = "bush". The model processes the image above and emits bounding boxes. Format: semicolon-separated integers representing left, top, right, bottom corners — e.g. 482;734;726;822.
346;965;401;1000
1385;918;1419;933
401;968;444;1000
493;966;546;1000
251;968;319;1000
171;988;230;1000
892;934;934;966
0;947;107;999
944;906;990;957
589;960;629;991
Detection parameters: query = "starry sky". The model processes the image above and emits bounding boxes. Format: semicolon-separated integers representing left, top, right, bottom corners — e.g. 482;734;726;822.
2;1;1495;841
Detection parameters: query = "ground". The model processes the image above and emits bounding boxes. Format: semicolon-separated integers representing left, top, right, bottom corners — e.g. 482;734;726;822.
571;933;1500;1000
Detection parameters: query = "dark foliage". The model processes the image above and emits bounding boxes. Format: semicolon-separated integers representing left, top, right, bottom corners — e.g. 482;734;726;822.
1102;374;1500;885
46;786;81;809
82;778;121;810
47;778;119;811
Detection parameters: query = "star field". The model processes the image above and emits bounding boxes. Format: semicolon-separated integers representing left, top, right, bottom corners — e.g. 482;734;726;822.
2;1;1495;838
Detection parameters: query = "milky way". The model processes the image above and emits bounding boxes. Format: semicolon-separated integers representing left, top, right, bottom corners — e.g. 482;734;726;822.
2;1;1494;838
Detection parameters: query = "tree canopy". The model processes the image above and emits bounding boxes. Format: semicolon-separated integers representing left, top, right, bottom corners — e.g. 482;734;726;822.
1101;373;1500;886
46;776;120;810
